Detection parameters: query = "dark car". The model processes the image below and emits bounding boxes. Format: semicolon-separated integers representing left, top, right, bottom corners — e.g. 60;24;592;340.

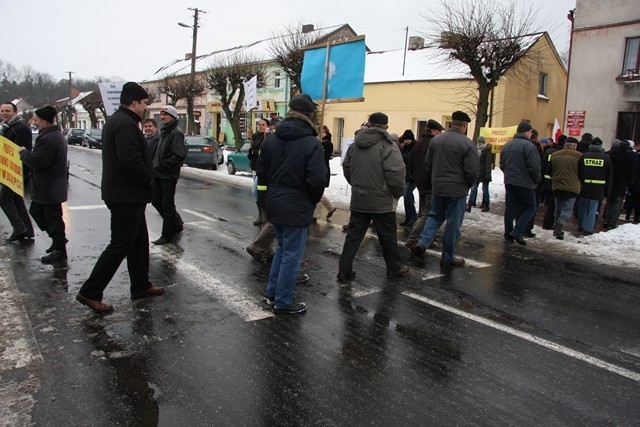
184;136;223;170
67;128;84;145
226;142;252;175
82;128;103;149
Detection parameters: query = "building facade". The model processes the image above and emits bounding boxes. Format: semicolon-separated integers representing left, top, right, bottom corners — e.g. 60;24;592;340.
565;0;640;145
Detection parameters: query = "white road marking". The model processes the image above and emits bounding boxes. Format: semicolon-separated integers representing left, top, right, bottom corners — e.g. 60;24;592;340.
67;204;107;211
152;247;273;322
403;292;640;383
181;209;219;223
423;248;492;268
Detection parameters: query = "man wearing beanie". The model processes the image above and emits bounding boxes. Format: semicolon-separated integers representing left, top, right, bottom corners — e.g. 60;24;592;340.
18;106;68;263
151;105;186;245
338;111;408;283
547;136;583;239
500;121;541;245
0;102;35;241
77;82;164;314
255;93;327;314
411;111;478;266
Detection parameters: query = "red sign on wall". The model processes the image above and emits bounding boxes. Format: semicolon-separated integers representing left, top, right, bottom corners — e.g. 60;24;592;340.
567;111;586;128
569;127;581;136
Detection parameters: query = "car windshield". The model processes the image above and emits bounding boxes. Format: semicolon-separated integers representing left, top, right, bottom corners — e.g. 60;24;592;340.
89;129;101;137
71;129;84;135
186;137;213;146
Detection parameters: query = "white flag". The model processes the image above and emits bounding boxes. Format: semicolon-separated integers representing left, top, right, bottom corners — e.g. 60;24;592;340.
552;118;561;141
243;76;257;111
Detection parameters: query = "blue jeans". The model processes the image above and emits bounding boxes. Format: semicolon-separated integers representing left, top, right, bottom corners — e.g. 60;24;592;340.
417;195;466;262
265;224;308;309
403;180;417;223
504;184;536;239
554;195;577;223
577;197;600;233
469;181;490;206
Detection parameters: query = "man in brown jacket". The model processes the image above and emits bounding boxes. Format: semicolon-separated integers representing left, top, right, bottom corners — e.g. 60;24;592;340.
547;137;583;239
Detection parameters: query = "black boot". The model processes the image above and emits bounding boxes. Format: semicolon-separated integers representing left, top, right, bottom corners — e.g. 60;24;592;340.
253;203;263;226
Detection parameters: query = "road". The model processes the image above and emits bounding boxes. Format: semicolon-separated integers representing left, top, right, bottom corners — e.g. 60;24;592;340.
1;146;639;425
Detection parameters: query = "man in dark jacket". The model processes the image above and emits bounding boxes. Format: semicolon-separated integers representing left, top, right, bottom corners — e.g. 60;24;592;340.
604;139;636;229
500;122;541;245
541;135;566;229
338;112;408;283
151;105;186;245
578;138;612;235
411;111;479;266
143;118;160;157
405;119;444;249
18;106;68;263
0;102;35;241
77;82;165;314
255;93;327;314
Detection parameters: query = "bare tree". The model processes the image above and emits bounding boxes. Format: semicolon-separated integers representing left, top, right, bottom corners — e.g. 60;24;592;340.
78;92;107;128
429;0;540;138
268;22;323;97
205;54;265;147
159;74;205;135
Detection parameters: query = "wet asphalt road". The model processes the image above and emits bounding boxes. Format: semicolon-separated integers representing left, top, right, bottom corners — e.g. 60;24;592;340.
1;146;639;425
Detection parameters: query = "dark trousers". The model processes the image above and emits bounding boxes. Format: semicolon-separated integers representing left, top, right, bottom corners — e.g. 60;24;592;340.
79;203;150;301
339;210;401;275
29;202;66;250
504;184;537;239
0;185;34;235
152;178;182;238
542;188;556;229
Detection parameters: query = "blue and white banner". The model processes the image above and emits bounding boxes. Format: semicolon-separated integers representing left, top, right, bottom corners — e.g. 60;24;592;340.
301;38;366;102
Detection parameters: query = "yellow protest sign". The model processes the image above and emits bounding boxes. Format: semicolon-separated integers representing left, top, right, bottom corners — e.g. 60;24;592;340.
0;135;25;197
479;125;518;153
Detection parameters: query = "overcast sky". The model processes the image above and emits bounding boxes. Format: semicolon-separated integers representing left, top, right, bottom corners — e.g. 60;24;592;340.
3;0;576;84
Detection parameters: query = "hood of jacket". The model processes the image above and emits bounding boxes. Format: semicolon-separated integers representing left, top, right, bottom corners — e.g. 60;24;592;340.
275;111;318;141
588;144;605;153
610;146;633;161
354;127;393;149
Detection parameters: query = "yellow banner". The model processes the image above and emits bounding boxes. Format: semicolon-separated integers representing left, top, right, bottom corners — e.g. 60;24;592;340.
479;125;518;153
0;135;25;197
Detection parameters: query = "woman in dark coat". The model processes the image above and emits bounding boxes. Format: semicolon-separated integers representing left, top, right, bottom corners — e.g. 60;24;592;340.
399;129;417;226
247;118;270;225
314;125;337;220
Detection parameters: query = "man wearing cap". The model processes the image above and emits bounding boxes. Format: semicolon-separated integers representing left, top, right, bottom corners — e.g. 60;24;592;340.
499;122;541;245
338;112;408;282
18;106;68;263
405;119;445;250
255;93;327;314
547;136;582;239
411;111;478;266
151;105;186;245
77;82;165;314
0;101;35;241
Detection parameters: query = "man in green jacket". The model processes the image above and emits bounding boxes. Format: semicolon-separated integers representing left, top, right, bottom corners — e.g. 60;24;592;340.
547;137;583;239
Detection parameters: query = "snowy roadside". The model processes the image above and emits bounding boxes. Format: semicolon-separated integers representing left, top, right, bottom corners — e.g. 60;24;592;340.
182;151;640;269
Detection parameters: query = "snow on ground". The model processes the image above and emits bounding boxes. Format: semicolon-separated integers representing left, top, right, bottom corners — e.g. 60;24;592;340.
182;150;640;269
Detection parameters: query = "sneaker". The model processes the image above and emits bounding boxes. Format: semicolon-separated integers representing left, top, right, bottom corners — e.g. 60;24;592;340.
262;296;274;307
336;271;356;283
274;302;307;314
440;257;465;267
296;273;310;284
387;265;409;278
509;232;526;246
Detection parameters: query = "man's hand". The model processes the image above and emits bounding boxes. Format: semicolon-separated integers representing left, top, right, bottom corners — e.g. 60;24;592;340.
18;147;26;152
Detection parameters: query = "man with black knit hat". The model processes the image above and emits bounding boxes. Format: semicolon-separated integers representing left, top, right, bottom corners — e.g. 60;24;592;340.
151;105;186;245
411;111;478;266
0;101;35;241
338;111;408;283
500;121;541;245
255;93;327;314
18;106;68;263
77;82;165;314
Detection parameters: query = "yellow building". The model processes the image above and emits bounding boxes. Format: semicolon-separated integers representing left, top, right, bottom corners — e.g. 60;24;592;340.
322;32;567;150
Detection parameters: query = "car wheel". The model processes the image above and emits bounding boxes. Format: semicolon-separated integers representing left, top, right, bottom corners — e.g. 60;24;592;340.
211;162;218;171
227;161;236;175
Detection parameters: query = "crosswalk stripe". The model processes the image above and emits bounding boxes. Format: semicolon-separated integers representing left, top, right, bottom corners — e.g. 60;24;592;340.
67;204;107;210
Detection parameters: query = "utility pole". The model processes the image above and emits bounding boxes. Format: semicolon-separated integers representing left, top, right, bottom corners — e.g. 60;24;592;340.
179;7;206;135
65;71;75;128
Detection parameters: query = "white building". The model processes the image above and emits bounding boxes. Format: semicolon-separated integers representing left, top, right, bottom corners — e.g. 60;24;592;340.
565;0;640;145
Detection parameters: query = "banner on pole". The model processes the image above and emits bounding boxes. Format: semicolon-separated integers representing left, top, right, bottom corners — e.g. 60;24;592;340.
479;125;518;153
0;136;25;197
243;76;258;111
301;37;366;102
98;82;125;117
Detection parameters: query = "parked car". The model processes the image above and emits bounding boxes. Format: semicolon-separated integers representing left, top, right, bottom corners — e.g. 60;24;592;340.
82;128;103;149
226;142;252;175
67;128;85;145
183;136;223;170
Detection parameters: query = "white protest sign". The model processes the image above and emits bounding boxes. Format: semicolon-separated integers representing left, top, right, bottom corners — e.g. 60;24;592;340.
243;75;257;111
98;82;125;117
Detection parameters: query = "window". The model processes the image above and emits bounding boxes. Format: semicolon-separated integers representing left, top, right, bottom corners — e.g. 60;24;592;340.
622;37;640;76
538;72;548;96
617;112;640;141
274;72;281;89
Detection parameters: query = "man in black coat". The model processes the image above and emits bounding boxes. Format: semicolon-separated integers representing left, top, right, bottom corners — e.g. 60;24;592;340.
0;102;35;241
255;94;328;314
77;82;165;314
604;139;636;229
151;105;186;245
18;106;68;263
143;118;160;157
